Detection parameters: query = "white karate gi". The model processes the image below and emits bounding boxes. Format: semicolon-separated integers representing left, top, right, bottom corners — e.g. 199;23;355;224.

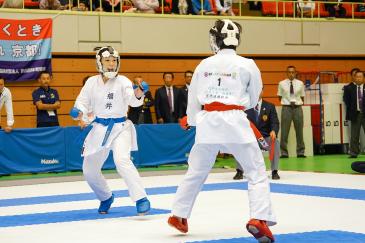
172;49;276;225
0;87;14;127
74;74;147;202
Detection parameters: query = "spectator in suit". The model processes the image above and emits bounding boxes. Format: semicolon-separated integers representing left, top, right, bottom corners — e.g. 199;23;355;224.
128;76;154;124
324;0;346;18
350;68;360;83
343;70;365;158
277;66;306;158
0;76;14;133
178;70;193;118
234;89;281;180
155;72;181;123
32;71;61;128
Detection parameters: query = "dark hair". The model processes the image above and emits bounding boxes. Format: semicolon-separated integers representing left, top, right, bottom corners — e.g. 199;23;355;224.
0;76;5;81
163;72;174;79
351;68;360;76
184;71;193;77
37;71;51;80
287;65;296;70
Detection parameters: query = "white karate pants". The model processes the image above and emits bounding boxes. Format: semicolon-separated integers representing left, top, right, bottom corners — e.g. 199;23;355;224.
172;142;276;226
82;127;147;202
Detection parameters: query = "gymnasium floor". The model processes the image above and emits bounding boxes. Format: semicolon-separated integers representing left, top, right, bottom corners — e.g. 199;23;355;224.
1;156;365;243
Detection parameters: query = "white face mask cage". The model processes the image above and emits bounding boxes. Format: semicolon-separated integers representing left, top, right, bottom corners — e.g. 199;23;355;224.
96;46;120;79
209;19;241;54
220;19;240;47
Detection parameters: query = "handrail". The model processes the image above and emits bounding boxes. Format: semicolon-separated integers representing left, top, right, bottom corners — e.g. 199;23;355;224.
0;0;365;20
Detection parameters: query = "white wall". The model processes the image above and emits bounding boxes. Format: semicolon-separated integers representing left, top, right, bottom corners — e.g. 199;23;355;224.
1;11;365;54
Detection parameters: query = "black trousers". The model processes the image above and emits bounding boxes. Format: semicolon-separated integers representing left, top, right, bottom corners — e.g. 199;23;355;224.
349;112;365;155
37;121;59;128
351;161;365;173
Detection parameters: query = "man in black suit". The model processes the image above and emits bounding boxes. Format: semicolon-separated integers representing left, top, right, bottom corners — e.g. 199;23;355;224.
178;70;193;119
343;70;365;158
155;72;181;123
234;90;281;180
128;76;154;124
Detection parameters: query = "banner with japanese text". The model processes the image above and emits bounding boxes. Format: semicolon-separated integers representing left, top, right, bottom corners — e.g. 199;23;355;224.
0;18;52;82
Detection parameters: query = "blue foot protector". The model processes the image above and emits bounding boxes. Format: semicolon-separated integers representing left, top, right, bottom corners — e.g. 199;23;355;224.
98;194;114;214
136;197;150;215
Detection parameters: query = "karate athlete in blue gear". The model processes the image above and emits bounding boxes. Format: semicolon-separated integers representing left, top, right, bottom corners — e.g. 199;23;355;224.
71;46;150;215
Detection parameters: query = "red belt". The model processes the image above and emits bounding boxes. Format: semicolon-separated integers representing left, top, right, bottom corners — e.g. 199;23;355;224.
202;102;266;146
204;102;245;112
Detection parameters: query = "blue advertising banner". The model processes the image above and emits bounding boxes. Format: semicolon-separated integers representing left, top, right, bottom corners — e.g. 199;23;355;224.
0;127;66;174
136;124;195;166
63;126;85;171
0;125;195;175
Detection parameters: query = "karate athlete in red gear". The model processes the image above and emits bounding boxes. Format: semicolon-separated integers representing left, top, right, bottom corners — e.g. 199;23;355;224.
72;46;150;215
168;20;276;243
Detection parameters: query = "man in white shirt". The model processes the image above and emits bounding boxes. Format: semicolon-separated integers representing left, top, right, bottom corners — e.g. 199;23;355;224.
72;46;150;215
168;19;276;243
0;76;14;133
277;66;306;158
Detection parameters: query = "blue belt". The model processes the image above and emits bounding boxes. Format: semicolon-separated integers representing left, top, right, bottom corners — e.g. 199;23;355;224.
75;116;127;147
94;117;127;146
